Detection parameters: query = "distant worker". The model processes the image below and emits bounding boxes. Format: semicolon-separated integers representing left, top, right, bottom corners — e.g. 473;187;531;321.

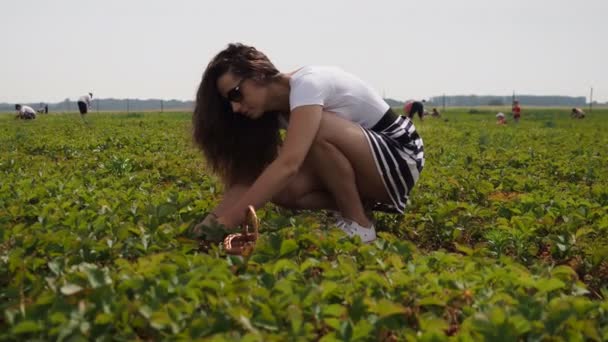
431;107;441;118
37;103;48;114
512;100;521;123
15;104;37;120
403;100;425;120
496;112;507;125
571;107;585;119
77;92;93;116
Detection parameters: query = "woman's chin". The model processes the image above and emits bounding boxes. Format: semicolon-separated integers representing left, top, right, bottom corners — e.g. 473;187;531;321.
249;111;264;120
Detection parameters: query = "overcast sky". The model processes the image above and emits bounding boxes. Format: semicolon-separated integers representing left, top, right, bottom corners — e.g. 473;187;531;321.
2;0;607;103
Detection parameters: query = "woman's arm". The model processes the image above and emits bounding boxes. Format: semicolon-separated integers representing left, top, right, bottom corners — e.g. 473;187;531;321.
217;105;323;227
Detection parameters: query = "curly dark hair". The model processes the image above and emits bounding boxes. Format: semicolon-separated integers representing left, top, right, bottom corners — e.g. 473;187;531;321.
193;43;283;186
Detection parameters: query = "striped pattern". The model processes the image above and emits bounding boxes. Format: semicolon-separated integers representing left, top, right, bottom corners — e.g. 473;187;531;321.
361;115;424;213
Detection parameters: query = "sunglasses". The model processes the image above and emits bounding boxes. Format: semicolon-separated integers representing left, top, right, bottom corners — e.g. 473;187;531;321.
225;78;245;103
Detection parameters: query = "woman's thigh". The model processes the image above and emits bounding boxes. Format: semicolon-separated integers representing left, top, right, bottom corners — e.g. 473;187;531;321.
313;111;390;203
274;111;390;207
271;152;324;208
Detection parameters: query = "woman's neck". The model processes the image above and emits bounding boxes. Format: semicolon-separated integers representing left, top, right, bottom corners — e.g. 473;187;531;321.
265;73;292;113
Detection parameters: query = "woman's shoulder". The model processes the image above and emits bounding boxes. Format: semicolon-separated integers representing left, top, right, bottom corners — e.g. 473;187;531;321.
291;65;343;78
290;66;328;88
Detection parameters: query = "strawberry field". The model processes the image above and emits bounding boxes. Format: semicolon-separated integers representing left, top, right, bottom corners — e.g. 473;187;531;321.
2;109;608;340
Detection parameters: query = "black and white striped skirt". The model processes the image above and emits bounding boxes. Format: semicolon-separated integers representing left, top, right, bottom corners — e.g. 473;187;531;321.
361;109;424;213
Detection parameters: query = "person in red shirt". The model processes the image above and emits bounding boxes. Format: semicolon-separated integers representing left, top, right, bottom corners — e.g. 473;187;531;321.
512;100;521;123
403;100;425;120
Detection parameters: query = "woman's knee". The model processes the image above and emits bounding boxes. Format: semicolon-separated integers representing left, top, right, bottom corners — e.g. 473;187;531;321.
309;113;346;154
272;175;307;208
272;166;324;209
314;112;340;142
309;137;334;158
313;111;363;147
272;186;297;208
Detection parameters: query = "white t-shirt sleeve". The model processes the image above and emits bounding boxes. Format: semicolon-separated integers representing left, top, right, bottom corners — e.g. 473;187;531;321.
79;95;92;106
22;106;36;114
289;73;330;111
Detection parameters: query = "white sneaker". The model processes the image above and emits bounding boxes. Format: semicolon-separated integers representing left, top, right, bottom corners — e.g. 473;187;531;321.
335;218;377;243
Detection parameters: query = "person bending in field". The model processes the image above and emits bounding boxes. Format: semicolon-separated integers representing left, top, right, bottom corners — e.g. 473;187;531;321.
191;43;425;243
77;92;93;117
571;107;585;119
15;104;37;120
496;112;507;125
403;100;425;121
431;108;441;118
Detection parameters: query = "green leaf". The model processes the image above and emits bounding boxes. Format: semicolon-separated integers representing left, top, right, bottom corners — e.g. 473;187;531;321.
581;319;601;341
325;318;342;330
322;304;345;318
157;203;177;218
95;313;113;325
352;320;374;340
11;320;43;334
455;243;474;256
368;299;408;318
510;315;532;334
150;311;172;330
338;320;353;341
535;278;565;293
300;258;320;272
551;265;577;280
418;297;446;307
272;259;298;275
321;281;339;299
83;264;112;288
418;316;449;333
279;239;298;257
575;227;594;239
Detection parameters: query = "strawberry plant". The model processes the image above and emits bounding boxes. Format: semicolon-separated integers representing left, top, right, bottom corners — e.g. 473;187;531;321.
1;109;608;340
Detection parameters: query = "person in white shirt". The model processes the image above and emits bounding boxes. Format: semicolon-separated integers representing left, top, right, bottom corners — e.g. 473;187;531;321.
191;43;425;244
77;93;93;116
571;107;585;119
15;104;37;120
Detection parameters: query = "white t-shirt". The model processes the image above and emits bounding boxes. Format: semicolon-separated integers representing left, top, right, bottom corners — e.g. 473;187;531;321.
78;94;92;107
20;105;36;115
289;66;389;129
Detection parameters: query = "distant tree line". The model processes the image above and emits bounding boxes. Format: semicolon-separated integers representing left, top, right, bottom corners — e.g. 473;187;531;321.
0;95;600;113
0;98;419;112
0;99;194;113
426;95;588;107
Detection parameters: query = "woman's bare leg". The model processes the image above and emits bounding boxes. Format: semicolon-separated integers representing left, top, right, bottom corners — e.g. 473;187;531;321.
292;191;337;210
199;111;390;229
275;111;390;227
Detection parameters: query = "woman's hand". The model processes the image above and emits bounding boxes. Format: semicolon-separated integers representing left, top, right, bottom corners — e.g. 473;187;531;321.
217;207;246;229
189;212;220;239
